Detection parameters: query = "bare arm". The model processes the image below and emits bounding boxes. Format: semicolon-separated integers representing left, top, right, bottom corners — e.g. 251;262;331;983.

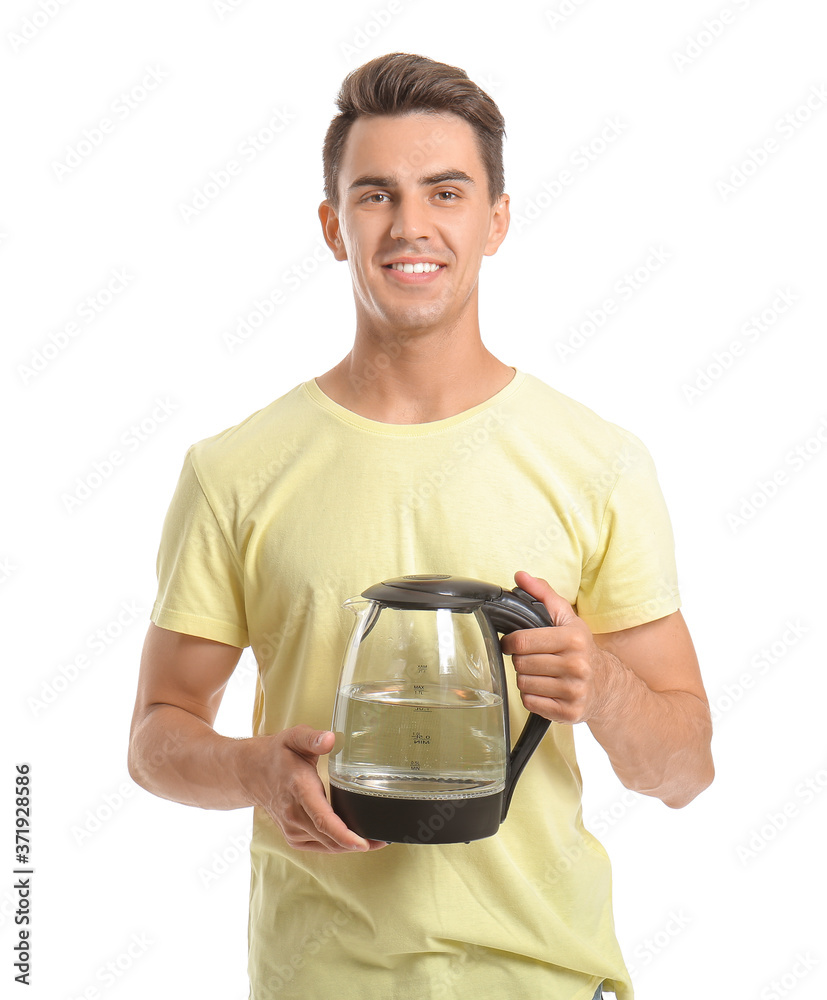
501;571;714;809
127;622;387;852
587;610;714;808
128;623;247;809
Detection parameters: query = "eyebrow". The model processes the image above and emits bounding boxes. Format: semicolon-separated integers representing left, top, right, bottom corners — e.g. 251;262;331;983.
347;170;476;193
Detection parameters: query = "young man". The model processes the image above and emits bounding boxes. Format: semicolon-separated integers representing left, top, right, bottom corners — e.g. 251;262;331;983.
128;53;713;999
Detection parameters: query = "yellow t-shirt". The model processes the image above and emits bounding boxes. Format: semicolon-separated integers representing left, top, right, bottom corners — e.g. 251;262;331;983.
151;369;681;1000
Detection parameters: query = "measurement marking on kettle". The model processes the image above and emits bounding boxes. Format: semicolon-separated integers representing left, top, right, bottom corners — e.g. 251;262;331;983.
412;732;431;745
414;684;424;694
417;664;428;672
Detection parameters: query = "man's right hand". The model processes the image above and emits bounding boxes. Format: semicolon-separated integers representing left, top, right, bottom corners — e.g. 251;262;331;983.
243;726;388;853
128;624;388;855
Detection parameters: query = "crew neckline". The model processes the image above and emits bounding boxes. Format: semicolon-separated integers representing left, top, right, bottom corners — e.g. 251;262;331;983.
302;368;526;437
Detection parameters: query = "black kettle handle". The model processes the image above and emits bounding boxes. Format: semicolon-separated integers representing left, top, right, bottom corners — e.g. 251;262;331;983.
483;586;554;820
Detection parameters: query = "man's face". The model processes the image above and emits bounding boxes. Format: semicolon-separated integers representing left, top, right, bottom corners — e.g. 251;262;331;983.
319;112;509;338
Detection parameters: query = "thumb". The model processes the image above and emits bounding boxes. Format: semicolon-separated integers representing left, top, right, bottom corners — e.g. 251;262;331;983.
513;570;576;626
284;725;335;757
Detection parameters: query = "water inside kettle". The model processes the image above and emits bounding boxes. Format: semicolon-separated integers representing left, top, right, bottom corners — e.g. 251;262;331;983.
331;679;506;798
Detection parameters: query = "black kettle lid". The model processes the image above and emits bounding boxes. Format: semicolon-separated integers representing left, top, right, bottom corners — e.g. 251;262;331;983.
361;574;503;610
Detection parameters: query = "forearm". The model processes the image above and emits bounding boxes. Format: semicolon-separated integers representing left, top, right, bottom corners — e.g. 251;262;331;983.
128;704;255;811
587;651;714;808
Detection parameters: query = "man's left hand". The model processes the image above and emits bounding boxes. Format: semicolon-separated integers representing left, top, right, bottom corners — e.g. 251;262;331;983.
500;570;620;725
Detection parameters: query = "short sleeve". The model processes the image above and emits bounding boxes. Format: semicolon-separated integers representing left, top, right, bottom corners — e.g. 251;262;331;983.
150;446;249;648
575;431;681;633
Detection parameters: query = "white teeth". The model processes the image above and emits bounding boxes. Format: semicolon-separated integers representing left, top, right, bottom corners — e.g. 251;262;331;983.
390;262;441;273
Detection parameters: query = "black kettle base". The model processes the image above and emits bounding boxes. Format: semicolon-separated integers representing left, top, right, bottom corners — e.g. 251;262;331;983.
330;784;504;845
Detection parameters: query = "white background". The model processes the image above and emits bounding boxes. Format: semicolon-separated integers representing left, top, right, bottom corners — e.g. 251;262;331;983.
2;0;826;997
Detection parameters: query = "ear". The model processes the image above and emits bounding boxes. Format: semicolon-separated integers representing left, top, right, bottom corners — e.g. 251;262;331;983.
318;201;348;261
483;193;510;257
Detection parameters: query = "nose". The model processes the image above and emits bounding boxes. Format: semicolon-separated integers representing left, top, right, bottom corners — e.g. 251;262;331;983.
389;193;431;242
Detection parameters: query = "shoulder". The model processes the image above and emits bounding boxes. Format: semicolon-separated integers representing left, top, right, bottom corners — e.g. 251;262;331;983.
185;381;312;489
515;371;652;471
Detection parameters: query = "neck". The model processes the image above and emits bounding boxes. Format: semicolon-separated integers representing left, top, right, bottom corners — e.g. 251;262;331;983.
316;321;514;424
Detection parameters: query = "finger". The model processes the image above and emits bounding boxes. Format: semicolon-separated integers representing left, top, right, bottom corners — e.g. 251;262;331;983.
515;671;576;698
308;802;373;851
511;656;565;682
519;691;574;723
513;570;577;626
282;725;335;760
502;627;574;658
296;769;384;852
285;834;390;854
516;676;589;723
303;796;388;851
279;800;366;853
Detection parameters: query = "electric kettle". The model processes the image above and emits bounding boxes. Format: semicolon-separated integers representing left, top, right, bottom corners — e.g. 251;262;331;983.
328;574;554;845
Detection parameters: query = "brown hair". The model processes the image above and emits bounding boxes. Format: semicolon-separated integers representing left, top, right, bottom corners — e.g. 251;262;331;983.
322;52;506;209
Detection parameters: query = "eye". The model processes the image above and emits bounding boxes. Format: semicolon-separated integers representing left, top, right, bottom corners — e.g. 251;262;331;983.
434;190;458;202
361;192;390;204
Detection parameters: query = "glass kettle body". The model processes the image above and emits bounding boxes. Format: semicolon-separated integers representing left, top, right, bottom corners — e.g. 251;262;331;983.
328;574;554;845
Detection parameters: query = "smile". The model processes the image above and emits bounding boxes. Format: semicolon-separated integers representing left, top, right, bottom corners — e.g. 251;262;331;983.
388;262;443;273
382;262;446;285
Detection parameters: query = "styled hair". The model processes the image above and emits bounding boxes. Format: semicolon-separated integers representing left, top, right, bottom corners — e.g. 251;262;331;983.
322;52;506;208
